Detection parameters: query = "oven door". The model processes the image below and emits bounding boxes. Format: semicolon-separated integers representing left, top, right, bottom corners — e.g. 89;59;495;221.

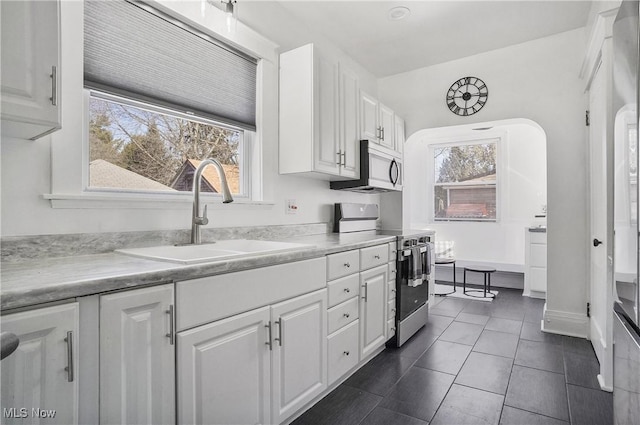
397;251;429;321
368;146;403;191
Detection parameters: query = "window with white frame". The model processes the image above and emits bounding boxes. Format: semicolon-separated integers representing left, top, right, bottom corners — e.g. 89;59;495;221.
83;0;256;198
433;140;498;221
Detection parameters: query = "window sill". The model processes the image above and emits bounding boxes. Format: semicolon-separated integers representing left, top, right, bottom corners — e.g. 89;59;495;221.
43;192;275;210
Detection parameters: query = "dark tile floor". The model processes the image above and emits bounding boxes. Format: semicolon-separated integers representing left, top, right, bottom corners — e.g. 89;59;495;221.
293;286;613;425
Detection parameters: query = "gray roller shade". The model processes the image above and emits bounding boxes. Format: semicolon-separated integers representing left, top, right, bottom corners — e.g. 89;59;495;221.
84;0;257;130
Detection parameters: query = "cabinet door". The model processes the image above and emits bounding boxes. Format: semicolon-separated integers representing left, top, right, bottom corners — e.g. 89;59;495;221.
1;0;61;140
378;103;395;150
100;285;175;425
394;115;405;156
340;66;360;178
271;289;327;424
360;91;379;142
314;55;340;176
177;306;271;425
1;303;78;425
360;265;388;359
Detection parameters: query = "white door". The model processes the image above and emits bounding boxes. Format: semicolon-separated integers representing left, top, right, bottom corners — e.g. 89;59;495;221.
100;285;175;425
1;303;79;425
340;65;359;178
588;50;614;390
271;289;327;424
378;103;395;150
360;265;388;359
360;91;378;142
314;55;340;176
177;306;271;425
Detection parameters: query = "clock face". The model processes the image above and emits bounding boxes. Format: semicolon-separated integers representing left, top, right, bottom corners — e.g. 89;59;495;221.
446;76;488;116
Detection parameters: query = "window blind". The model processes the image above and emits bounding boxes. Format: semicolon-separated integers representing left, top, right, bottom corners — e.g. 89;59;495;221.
84;0;257;131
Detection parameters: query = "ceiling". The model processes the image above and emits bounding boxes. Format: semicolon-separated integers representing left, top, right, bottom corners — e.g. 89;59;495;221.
238;1;593;77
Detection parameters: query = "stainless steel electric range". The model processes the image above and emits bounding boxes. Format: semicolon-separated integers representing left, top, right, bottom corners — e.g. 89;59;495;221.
334;203;434;347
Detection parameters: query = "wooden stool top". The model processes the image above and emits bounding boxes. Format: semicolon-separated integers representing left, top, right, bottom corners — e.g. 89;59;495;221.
464;265;496;273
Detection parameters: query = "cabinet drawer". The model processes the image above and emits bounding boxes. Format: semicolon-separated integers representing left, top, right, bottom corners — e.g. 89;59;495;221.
327;297;359;334
387;318;396;340
530;232;547;244
328;274;360;307
388;281;396;301
388;242;397;262
360;244;389;270
387;299;396;320
327;250;360;281
388;262;397;282
327;320;359;385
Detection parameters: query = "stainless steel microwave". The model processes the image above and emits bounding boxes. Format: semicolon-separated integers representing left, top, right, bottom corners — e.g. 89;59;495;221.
330;140;402;193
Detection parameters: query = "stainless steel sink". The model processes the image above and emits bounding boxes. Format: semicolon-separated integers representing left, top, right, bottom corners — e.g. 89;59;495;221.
115;239;314;264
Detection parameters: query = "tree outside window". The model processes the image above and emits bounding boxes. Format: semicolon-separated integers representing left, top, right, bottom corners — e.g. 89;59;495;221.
88;94;244;195
433;141;497;221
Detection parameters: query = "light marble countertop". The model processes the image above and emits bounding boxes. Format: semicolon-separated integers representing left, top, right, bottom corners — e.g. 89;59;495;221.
1;233;396;311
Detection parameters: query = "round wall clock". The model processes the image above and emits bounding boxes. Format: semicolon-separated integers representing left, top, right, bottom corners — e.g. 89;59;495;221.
446;76;488;116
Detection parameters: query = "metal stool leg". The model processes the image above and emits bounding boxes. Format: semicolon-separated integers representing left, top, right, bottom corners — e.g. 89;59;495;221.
483;272;487;297
452;261;456;291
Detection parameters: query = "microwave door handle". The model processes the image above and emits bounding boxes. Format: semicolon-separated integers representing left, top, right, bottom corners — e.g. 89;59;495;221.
389;159;399;186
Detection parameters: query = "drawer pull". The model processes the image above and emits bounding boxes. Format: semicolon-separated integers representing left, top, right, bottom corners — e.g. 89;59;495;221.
344;288;350;293
391;308;396;313
344;262;351;268
265;322;272;351
374;255;380;259
166;305;175;345
343;313;350;318
64;331;74;382
343;351;350;356
391;289;396;293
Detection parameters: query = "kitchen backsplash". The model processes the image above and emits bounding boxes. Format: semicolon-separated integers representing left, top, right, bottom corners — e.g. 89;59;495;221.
1;223;330;263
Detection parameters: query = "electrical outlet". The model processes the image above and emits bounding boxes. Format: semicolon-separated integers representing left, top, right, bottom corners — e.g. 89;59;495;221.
285;199;298;214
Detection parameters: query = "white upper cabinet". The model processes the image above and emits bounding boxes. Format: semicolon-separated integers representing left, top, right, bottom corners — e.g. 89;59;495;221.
280;44;360;179
1;0;61;140
394;115;405;156
360;91;402;154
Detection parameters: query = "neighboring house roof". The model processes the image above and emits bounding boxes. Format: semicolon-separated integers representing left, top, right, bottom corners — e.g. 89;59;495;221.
89;159;177;191
440;173;496;188
169;159;239;194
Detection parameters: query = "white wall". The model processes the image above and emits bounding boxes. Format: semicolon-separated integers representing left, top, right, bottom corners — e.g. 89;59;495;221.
379;28;589;320
0;0;379;237
403;120;547;272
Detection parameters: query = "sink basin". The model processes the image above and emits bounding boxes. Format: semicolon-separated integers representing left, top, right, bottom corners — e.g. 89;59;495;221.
115;239;314;264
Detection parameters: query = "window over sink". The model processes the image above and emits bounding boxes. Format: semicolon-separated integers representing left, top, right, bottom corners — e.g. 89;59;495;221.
432;139;498;222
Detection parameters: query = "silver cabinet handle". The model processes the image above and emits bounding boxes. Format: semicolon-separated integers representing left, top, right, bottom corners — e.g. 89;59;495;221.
166;305;175;345
343;313;350;318
336;151;342;165
64;331;74;382
50;66;57;106
344;288;350;293
265;322;272;351
341;152;346;167
374;255;380;260
275;319;283;346
344;262;351;268
362;283;368;302
381;127;385;141
343;351;350;356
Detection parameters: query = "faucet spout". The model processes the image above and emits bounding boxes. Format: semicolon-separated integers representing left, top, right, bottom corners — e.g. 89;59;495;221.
191;158;234;244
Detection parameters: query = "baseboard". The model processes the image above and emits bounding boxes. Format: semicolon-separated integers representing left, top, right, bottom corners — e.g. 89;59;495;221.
541;303;589;338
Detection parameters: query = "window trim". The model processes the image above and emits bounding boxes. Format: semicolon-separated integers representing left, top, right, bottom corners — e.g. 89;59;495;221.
430;137;501;223
47;0;275;210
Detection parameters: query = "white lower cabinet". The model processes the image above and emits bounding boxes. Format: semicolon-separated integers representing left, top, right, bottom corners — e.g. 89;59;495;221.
177;306;271;425
1;303;79;425
99;284;175;425
360;264;388;359
327;320;359;385
177;289;327;425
